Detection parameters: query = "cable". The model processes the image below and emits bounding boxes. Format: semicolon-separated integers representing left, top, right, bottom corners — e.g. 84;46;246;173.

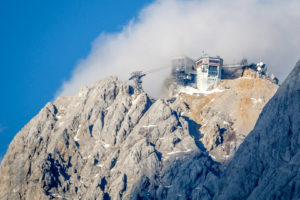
144;65;171;74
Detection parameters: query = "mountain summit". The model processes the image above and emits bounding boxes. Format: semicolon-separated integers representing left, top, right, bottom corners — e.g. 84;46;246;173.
2;61;298;199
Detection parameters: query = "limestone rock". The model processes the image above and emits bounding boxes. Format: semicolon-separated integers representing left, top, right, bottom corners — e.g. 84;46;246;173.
2;62;295;200
177;69;278;162
215;60;300;199
0;76;217;199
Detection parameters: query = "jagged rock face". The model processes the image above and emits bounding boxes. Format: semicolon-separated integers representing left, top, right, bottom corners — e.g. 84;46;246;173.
215;61;300;199
177;69;278;161
1;62;294;200
0;77;219;200
130;152;220;200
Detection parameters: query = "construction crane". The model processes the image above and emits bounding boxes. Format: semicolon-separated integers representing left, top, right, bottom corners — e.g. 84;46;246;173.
129;66;171;90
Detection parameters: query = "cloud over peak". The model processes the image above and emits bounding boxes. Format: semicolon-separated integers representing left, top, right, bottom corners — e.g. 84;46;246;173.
56;0;300;98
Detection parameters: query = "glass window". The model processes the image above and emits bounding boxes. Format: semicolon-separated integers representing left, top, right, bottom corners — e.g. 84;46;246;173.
208;65;218;76
201;65;208;72
209;60;220;64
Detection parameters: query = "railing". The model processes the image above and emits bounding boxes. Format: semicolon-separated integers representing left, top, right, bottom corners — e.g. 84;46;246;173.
222;64;244;68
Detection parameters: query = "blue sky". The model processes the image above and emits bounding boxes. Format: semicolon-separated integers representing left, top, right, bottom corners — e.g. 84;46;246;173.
0;0;153;157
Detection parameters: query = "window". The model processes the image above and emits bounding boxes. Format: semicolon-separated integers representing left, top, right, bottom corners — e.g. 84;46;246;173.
202;65;208;72
208;65;218;76
209;60;220;64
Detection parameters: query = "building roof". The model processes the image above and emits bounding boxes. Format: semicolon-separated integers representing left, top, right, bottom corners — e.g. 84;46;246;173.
195;56;223;63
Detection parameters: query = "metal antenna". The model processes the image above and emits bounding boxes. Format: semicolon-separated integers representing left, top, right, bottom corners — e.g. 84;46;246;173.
129;71;146;90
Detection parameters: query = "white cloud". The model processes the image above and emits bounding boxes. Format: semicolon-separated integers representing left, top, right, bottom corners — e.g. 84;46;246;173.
56;0;300;98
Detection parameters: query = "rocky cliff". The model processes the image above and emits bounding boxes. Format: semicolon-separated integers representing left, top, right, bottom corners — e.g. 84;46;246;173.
0;77;220;199
169;68;278;162
0;65;286;199
215;60;300;199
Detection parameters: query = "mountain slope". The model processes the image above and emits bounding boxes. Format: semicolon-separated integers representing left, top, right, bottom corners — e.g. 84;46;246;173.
215;60;300;199
0;77;219;200
0;68;280;199
176;68;278;161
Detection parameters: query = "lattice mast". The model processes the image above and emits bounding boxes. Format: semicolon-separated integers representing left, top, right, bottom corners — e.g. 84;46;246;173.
129;71;146;90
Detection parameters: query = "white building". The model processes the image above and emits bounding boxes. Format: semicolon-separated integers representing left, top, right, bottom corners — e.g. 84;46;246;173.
195;56;223;91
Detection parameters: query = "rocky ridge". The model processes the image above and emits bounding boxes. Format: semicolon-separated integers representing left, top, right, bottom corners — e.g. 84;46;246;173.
0;77;219;199
171;68;278;161
0;65;287;200
215;60;300;199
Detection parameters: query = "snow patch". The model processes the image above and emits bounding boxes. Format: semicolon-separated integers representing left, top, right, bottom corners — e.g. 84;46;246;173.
223;121;230;125
239;76;253;80
167;149;192;155
74;128;80;141
52;194;63;198
95;140;110;148
251;97;263;104
97;164;104;168
142;125;158;128
179;86;224;95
